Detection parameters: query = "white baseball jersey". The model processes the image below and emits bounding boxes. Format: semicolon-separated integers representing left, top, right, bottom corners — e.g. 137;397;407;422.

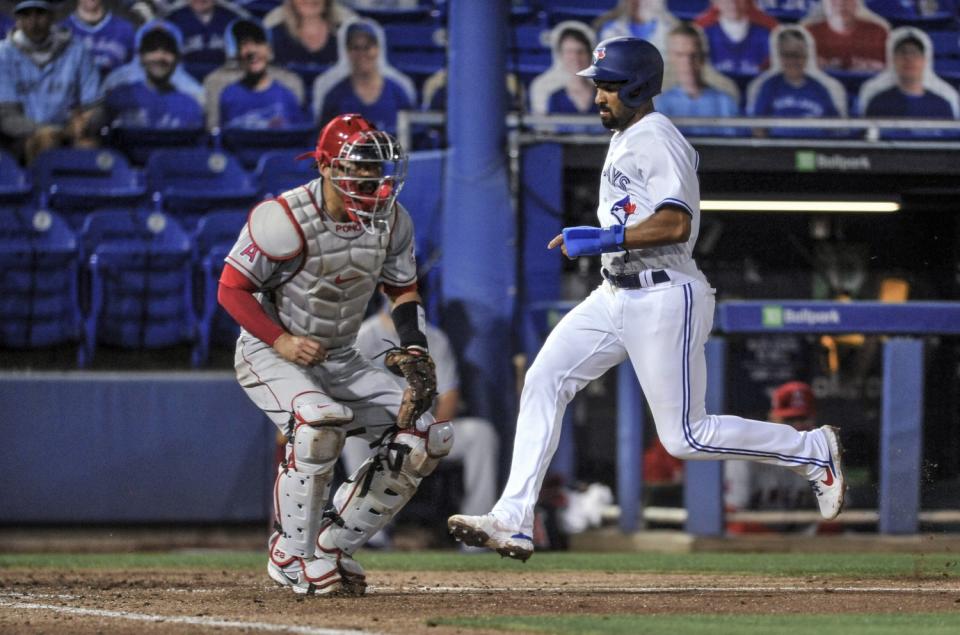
598;112;702;277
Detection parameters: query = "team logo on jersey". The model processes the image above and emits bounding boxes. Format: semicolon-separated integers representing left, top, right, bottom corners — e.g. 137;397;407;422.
239;242;260;263
610;195;636;224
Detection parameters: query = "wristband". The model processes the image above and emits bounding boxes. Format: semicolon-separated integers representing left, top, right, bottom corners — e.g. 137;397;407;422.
562;224;625;257
392;301;428;349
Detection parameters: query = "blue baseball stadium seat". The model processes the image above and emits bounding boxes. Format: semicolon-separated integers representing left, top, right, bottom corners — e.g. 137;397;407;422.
508;24;553;84
865;0;957;26
109;123;209;166
254;149;317;198
146;149;259;226
544;0;612;24
754;0;816;22
32;148;146;227
667;0;710;20
192;209;247;365
0;150;32;205
384;23;447;87
0;208;82;351
79;209;197;367
351;4;435;24
218;123;317;170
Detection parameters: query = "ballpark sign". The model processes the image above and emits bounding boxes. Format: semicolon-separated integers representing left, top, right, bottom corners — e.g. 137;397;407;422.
721;301;960;334
795;151;871;172
762;305;841;328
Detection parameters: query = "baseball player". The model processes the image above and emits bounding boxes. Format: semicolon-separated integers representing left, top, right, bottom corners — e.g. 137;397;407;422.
448;37;845;561
218;113;453;595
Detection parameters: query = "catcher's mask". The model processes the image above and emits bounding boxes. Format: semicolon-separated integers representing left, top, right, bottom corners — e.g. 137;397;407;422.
298;113;407;234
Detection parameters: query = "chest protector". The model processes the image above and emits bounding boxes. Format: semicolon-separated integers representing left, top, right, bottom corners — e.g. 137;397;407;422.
269;185;391;349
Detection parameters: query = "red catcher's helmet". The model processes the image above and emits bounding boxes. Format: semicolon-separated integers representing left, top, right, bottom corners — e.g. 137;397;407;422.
297;113;408;233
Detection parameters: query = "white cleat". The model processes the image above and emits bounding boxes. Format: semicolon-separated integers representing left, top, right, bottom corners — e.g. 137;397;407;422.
810;425;846;520
267;554;343;596
447;514;534;562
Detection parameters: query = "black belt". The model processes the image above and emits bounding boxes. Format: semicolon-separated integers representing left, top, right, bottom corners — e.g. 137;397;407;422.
602;268;670;289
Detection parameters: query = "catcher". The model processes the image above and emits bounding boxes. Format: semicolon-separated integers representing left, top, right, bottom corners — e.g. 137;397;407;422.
218;113;450;596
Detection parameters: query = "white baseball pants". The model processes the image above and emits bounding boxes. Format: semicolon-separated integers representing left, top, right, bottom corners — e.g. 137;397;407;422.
491;278;832;536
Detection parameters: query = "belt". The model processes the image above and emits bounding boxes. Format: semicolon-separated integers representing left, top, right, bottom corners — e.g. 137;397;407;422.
602;268;670;289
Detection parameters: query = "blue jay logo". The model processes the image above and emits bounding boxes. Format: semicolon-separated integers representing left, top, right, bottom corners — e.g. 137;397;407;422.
610;195;636;225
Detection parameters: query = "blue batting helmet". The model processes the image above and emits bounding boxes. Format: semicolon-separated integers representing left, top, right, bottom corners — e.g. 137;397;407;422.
576;36;663;107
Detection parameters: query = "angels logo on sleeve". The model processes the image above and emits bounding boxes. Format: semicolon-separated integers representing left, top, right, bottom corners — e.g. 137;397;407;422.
610;194;636;225
239;242;260;263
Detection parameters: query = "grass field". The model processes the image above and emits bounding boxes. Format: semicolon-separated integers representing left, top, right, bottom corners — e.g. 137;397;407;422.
2;550;959;634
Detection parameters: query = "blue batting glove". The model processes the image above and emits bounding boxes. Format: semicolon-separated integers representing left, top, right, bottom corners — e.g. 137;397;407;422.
562;225;625;258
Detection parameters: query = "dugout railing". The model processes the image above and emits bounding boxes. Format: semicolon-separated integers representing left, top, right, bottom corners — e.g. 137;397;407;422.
524;300;960;538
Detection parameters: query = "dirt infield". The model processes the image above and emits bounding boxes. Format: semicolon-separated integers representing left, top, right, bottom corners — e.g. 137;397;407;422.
2;568;959;634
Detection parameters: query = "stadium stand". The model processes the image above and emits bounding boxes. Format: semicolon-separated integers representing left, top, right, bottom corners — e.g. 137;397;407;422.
0;208;82;352
217;123;318;170
254;149;318;197
78;209;196;367
0;149;32;205
192;210;246;366
145;148;259;228
31;149;146;228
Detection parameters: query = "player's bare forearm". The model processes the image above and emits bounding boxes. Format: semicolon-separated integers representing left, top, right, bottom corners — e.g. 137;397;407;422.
621;206;691;249
273;333;327;366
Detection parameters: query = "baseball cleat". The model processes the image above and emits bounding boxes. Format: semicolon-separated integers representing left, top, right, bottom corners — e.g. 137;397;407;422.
447;514;534;562
334;553;367;597
268;556;343;596
810;425;846;520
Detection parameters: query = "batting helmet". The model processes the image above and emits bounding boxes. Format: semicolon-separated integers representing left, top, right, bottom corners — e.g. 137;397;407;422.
576;36;663;107
297;114;407;233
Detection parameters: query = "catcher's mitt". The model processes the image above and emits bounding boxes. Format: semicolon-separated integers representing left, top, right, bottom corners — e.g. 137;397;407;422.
384;345;437;428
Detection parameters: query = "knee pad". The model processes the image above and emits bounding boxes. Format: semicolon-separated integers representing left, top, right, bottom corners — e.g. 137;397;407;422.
393;420;454;478
291;423;346;474
274;397;351;560
293;394;353;427
316;421;454;556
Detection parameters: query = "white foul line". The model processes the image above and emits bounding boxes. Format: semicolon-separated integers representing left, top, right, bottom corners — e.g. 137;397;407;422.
374;585;960;594
0;598;379;635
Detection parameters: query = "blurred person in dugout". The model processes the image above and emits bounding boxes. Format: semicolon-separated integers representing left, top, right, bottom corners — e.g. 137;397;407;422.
339;292;501;549
0;0;101;164
724;381;825;534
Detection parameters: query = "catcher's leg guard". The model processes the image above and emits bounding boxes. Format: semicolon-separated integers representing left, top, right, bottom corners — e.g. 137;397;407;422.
272;398;351;563
316;421;454;592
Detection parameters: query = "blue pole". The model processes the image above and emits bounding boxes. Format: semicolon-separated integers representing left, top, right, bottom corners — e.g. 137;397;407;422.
684;337;726;536
879;338;924;534
442;1;514;429
617;362;645;532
